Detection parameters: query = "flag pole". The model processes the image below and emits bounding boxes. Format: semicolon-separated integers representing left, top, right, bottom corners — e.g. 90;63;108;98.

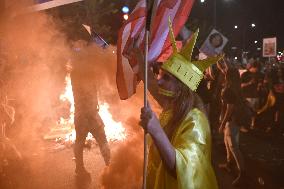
142;30;149;189
143;0;153;188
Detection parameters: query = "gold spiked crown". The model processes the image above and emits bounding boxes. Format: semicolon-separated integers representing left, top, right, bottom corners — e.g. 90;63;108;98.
161;18;223;91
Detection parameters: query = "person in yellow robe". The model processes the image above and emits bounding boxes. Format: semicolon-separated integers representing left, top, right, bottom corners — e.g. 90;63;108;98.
139;20;223;189
144;107;219;189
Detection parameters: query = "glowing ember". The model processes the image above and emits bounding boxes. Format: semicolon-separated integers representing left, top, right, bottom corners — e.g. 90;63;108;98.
56;74;126;143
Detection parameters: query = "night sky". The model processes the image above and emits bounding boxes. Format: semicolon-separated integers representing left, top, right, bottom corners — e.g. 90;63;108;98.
182;0;284;58
124;0;284;58
10;0;282;59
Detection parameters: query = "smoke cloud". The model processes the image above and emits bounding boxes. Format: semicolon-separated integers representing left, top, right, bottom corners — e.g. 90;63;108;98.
0;1;161;188
1;1;70;147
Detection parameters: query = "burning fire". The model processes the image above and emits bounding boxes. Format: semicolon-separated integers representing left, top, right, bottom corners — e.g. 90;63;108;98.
98;102;126;142
56;74;126;143
59;74;75;126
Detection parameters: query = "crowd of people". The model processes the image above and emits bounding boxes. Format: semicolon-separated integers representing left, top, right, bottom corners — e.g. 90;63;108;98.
195;55;284;186
204;56;284;134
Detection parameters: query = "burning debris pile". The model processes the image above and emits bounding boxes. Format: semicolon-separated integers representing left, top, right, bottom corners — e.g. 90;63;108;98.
43;73;127;150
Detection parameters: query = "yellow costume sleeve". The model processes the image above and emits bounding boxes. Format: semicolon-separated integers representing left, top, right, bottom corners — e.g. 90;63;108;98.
173;109;218;189
147;109;218;189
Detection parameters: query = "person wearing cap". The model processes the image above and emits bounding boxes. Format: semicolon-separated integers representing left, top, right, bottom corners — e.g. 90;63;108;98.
139;21;222;189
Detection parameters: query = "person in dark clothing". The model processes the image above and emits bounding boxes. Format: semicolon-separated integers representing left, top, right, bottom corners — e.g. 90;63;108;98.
241;61;264;129
271;66;284;131
218;68;245;186
256;72;275;131
71;40;110;178
196;79;211;111
207;61;226;133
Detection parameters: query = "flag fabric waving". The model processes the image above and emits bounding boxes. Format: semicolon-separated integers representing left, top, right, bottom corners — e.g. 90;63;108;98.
116;0;195;100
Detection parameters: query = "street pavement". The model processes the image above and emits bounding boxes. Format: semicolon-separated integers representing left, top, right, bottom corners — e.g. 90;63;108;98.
213;128;284;189
1;128;284;189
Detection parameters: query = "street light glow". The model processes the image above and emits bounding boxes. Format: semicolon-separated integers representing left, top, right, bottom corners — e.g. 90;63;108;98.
122;6;129;14
234;57;238;60
234;25;238;29
254;40;258;44
200;0;205;3
251;23;256;28
123;14;129;20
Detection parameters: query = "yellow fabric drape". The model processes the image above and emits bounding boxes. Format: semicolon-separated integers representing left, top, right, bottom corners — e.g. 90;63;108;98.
147;108;218;189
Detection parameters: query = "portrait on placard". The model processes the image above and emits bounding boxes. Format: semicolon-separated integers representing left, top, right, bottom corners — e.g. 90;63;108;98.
263;37;277;57
200;29;228;56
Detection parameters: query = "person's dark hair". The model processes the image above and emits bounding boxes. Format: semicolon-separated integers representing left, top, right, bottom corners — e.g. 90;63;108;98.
165;79;206;138
209;33;223;48
152;62;162;75
224;67;241;98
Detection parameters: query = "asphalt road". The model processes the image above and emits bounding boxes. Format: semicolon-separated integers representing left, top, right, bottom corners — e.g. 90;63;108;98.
1;129;284;189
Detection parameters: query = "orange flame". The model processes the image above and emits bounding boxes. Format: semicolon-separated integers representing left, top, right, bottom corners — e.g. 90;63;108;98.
98;102;126;142
57;74;126;143
59;74;74;126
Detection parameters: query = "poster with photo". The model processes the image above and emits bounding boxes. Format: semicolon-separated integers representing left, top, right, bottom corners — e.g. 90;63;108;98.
263;37;277;57
200;29;228;57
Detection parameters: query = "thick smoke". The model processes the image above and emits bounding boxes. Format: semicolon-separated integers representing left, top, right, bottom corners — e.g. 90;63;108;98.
0;1;70;150
0;1;161;188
